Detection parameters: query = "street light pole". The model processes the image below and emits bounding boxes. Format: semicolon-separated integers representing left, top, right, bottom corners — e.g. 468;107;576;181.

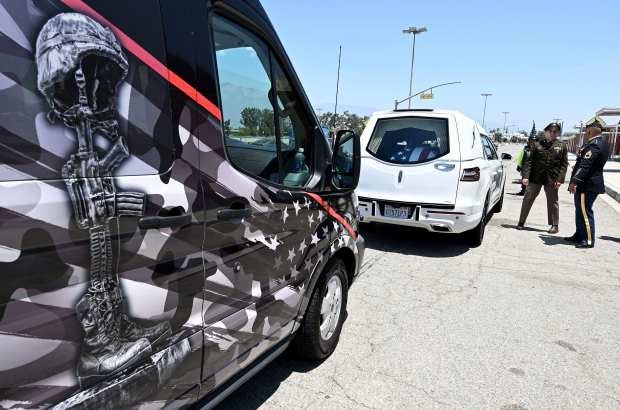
332;45;342;131
481;93;492;129
403;26;427;109
502;111;510;136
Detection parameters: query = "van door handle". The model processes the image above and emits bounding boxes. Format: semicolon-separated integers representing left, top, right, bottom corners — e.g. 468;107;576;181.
139;213;192;229
217;208;251;221
434;163;455;171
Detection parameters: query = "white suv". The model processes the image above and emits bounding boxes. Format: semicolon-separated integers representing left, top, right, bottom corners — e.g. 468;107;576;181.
356;109;508;246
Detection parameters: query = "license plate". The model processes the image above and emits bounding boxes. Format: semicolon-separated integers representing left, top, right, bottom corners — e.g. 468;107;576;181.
384;205;410;219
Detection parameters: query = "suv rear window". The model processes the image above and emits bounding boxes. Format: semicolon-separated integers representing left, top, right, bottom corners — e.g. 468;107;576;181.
367;117;449;164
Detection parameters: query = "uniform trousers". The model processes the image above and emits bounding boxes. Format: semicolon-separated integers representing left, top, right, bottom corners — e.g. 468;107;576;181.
518;182;559;226
574;191;598;246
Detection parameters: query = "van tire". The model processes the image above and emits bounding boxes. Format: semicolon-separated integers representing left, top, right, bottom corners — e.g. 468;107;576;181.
291;259;349;360
493;188;505;213
465;195;489;247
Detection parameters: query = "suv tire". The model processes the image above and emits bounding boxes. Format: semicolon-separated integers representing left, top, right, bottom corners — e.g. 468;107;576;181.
291;259;349;360
465;195;489;247
493;188;505;213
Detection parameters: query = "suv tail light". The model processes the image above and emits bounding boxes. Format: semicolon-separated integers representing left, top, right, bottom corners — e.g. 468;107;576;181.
461;167;480;181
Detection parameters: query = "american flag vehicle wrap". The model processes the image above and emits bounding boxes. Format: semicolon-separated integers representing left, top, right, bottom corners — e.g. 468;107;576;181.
0;0;364;408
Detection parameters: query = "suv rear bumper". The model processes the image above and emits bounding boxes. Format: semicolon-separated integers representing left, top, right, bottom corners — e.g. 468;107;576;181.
357;198;482;234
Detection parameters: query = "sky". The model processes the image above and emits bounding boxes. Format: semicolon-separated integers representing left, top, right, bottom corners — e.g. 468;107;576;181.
260;0;620;133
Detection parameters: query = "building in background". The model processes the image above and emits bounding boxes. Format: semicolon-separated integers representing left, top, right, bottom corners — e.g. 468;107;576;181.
566;107;620;157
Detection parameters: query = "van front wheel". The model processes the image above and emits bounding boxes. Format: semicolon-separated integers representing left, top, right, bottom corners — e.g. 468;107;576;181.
291;259;349;360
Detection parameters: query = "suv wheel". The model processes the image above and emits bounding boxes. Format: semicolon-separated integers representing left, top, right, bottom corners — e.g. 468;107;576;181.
465;195;489;247
493;188;505;213
291;259;349;360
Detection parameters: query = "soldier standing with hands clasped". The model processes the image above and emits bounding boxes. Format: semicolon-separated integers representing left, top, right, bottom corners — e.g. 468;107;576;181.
517;122;569;233
565;117;610;249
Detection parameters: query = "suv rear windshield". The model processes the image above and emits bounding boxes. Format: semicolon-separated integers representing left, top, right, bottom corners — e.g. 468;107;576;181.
367;117;449;164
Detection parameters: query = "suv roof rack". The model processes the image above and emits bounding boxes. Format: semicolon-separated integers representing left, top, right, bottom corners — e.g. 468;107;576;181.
393;108;434;112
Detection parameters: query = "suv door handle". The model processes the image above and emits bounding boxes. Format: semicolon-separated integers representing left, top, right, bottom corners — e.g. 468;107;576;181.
139;213;192;229
434;163;455;171
217;208;251;221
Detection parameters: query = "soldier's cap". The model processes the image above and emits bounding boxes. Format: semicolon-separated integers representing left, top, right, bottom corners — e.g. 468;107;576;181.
544;122;562;132
585;115;606;129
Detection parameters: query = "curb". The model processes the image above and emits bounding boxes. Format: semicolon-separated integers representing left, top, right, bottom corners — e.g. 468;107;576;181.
605;184;620;203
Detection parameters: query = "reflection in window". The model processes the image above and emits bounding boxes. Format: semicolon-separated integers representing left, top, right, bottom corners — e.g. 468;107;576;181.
213;16;278;181
212;15;313;187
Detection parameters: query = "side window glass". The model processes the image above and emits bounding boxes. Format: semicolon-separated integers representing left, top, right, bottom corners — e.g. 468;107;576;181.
481;137;493;160
485;137;498;159
212;15;313;188
272;62;312;187
212;15;279;182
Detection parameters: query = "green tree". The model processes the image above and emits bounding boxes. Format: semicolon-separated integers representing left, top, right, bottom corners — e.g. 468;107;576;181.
259;108;275;136
240;107;262;136
223;119;231;136
318;111;370;136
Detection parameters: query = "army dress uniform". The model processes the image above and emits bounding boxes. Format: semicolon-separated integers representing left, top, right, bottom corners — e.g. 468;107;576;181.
568;135;610;248
518;135;569;228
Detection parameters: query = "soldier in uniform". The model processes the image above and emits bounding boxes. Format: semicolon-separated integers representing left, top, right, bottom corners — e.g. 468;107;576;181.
517;122;569;233
565;117;610;248
515;135;537;195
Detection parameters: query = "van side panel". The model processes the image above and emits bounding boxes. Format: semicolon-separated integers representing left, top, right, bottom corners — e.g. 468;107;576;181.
0;1;211;407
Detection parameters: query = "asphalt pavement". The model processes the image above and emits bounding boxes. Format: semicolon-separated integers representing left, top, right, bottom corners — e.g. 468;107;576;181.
217;144;620;410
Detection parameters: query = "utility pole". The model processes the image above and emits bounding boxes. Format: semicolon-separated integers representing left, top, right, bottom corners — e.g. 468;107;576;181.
481;93;492;129
502;111;510;136
332;45;342;131
403;26;427;109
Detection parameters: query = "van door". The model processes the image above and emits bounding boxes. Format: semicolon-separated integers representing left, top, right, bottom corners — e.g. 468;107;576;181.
194;9;327;391
0;1;205;407
360;115;462;206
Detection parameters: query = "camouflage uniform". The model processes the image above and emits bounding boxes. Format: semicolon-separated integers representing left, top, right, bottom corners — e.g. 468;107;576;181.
518;137;568;227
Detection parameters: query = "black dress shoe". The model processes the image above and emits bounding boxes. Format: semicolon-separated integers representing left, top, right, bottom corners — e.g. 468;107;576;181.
516;224;524;230
564;235;578;243
575;242;594;249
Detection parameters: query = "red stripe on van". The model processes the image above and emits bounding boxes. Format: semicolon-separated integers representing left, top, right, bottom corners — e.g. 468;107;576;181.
61;0;222;121
306;193;358;240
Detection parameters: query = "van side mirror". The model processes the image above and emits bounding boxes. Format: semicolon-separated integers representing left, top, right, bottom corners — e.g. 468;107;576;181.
501;153;512;160
331;129;360;191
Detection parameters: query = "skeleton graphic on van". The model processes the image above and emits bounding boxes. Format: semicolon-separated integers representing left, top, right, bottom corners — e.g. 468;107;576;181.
35;12;171;386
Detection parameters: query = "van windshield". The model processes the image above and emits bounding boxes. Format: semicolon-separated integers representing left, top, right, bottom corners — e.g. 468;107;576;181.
367;117;449;164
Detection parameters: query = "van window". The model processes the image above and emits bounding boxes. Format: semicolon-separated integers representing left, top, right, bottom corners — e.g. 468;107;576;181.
272;60;313;187
367;117;449;164
212;15;312;187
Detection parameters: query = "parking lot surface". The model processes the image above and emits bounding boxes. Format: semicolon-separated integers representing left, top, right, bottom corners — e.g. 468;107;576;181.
217;144;620;409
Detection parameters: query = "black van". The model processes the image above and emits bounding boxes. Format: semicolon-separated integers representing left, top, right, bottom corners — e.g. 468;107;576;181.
0;0;364;407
